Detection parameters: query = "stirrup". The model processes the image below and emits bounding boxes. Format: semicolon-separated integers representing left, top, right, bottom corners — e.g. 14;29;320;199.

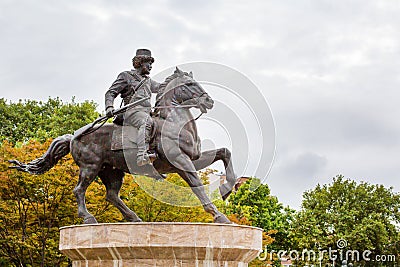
148;150;157;163
137;151;151;166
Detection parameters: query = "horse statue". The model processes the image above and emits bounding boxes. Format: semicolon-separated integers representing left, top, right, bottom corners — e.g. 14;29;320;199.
9;67;237;224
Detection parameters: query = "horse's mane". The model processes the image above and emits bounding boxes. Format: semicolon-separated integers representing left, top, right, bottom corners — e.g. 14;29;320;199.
155;71;181;105
154;69;191;115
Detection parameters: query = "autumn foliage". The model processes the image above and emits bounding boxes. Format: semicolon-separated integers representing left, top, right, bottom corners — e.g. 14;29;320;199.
0;98;291;267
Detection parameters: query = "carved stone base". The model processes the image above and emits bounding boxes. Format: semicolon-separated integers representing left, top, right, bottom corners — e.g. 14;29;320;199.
59;222;262;267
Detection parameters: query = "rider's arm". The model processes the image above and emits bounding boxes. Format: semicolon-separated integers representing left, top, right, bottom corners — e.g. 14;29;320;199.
105;72;129;109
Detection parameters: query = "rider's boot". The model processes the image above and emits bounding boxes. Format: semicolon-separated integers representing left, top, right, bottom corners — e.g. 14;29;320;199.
137;123;152;166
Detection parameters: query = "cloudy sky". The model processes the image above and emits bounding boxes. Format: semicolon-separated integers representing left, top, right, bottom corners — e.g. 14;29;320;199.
1;0;400;209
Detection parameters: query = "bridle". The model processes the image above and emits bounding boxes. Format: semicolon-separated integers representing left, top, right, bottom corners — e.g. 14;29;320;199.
153;83;208;120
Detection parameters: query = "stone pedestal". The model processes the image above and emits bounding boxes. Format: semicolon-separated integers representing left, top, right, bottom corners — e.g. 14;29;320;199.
59;222;262;267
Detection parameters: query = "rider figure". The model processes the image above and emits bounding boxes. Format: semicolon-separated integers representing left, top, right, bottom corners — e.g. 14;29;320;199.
105;48;160;166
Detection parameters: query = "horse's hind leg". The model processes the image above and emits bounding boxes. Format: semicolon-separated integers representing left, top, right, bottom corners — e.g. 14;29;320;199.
73;165;100;224
192;148;237;200
173;154;231;224
98;166;142;222
178;169;231;224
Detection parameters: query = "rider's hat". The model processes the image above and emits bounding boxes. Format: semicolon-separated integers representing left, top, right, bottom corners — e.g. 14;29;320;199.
134;48;154;63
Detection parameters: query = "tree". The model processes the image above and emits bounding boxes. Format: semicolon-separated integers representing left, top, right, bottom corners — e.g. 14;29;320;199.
1;97;293;266
0;98;105;266
220;178;294;248
0;140;78;266
290;175;400;266
215;178;295;267
0;97;99;144
0;139;153;266
121;173;213;223
0;142;216;266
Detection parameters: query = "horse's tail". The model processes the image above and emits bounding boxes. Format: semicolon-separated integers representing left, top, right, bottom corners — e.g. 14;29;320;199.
8;134;73;175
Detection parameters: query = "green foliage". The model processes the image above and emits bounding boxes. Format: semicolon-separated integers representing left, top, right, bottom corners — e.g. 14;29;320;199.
0;143;215;266
0;98;101;266
0;97;99;144
290;175;400;266
10;97;399;267
121;174;213;223
0;140;132;266
216;178;295;267
0;140;79;266
222;178;294;249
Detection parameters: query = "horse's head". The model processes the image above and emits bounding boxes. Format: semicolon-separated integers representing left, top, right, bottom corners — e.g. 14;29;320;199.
156;67;214;114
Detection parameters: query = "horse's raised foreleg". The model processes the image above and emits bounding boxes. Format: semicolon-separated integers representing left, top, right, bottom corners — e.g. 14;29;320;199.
192;148;237;200
98;166;142;222
73;165;99;224
174;154;231;224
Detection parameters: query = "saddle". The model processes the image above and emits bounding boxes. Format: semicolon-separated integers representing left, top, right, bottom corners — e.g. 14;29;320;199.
110;123;157;151
110;125;137;150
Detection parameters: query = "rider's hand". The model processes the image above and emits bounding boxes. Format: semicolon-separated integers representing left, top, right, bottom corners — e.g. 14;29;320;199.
106;106;115;118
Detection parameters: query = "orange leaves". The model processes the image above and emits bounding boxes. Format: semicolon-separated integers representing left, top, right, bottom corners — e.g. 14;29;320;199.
227;213;252;225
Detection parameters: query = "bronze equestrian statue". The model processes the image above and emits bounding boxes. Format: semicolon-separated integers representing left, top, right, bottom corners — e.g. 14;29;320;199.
9;53;238;224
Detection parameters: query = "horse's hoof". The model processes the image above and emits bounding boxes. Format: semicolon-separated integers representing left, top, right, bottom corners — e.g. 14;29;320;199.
214;214;232;224
129;218;143;223
83;216;98;224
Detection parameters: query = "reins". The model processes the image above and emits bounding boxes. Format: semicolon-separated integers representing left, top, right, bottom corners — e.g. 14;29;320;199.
152;104;204;120
153;104;197;109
